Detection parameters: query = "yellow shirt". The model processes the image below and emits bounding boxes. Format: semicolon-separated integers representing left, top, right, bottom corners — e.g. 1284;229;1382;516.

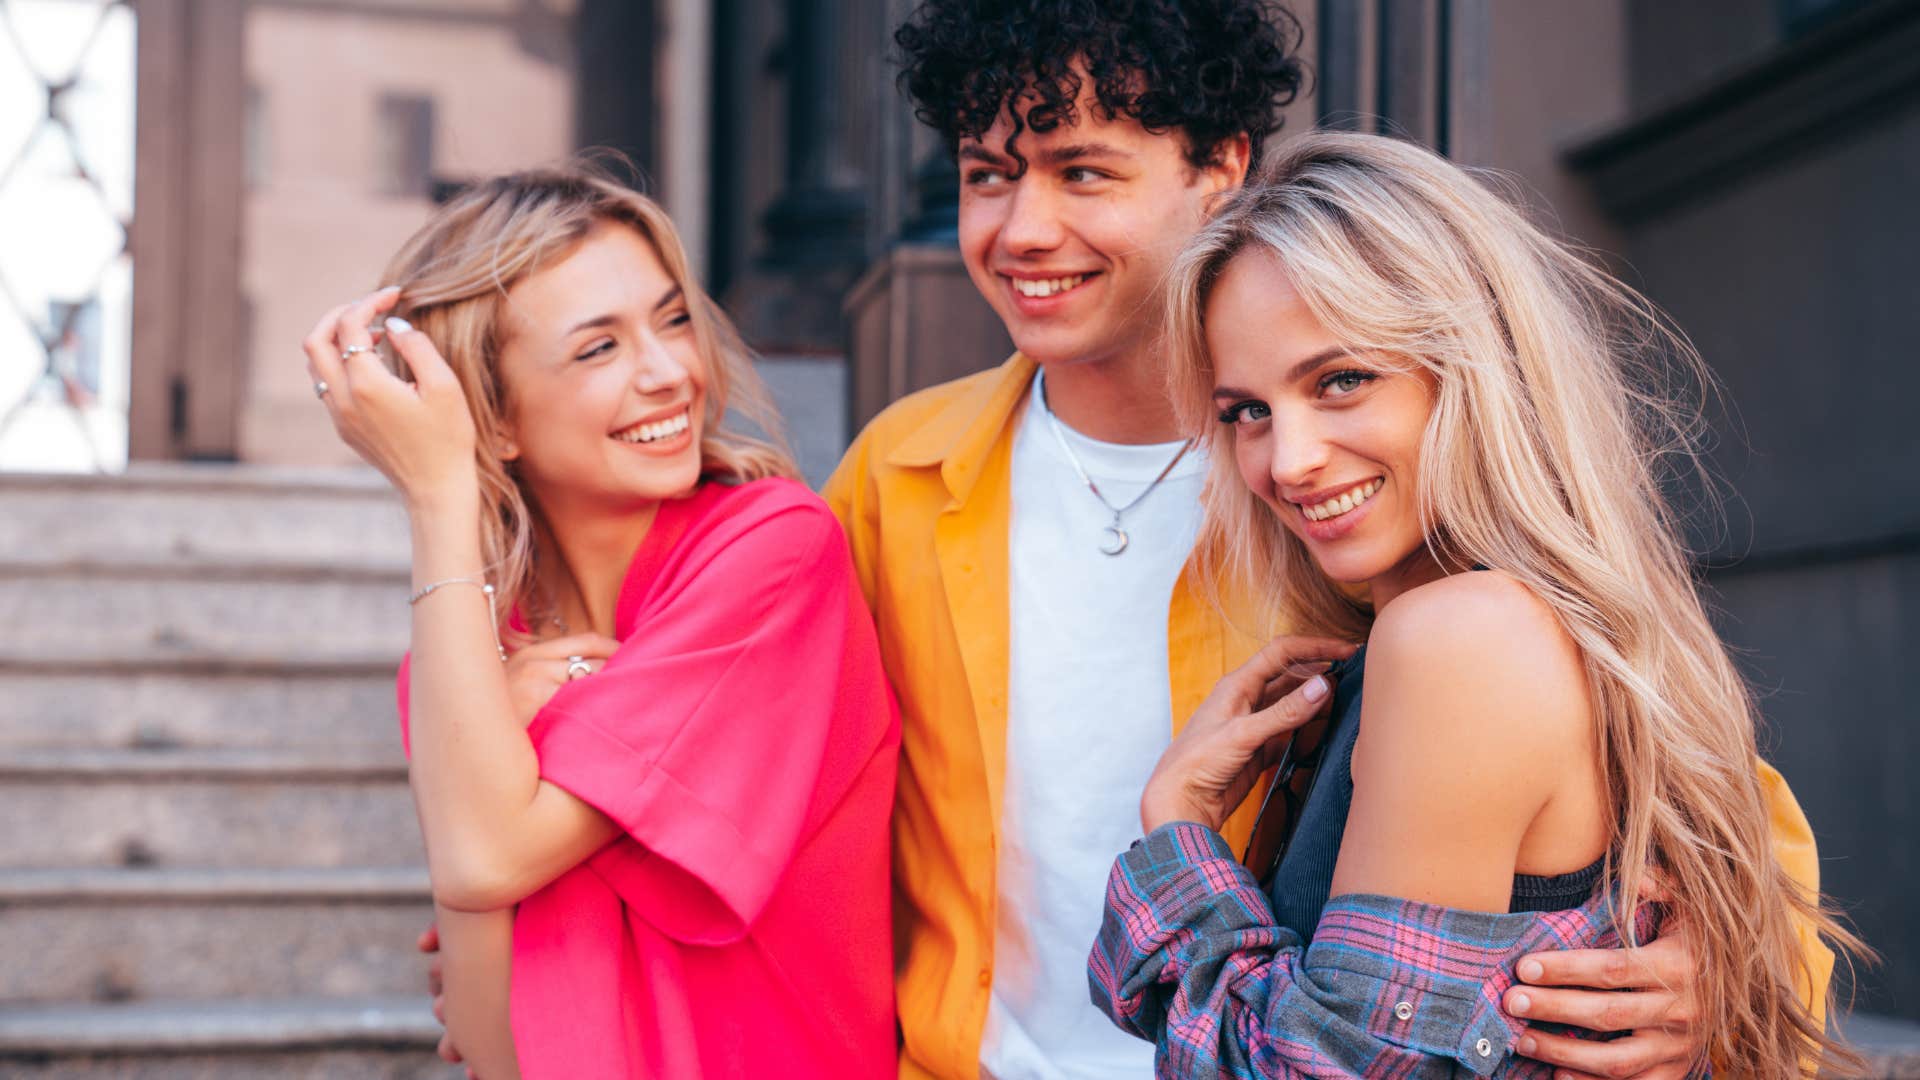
822;353;1832;1080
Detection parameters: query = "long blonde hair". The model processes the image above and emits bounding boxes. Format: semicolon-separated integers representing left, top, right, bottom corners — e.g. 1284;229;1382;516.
377;156;797;626
1168;132;1862;1077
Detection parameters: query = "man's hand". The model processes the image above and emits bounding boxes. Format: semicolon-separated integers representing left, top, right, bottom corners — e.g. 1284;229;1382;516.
417;924;465;1068
1505;923;1702;1079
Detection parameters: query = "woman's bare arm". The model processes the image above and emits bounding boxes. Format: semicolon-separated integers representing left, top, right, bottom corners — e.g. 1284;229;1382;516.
305;296;620;912
436;905;520;1080
1329;571;1606;909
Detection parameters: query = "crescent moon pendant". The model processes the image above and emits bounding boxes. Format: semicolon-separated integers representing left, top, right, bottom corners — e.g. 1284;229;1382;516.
1100;524;1129;556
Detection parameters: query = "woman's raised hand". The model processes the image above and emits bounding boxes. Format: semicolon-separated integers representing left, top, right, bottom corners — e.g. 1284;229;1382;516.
1140;635;1358;834
501;633;623;728
302;287;479;511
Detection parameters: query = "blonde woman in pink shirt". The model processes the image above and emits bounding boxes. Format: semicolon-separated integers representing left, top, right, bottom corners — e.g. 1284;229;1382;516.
301;160;900;1079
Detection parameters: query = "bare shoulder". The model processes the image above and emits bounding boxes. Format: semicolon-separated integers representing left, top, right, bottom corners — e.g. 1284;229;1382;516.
1363;570;1593;759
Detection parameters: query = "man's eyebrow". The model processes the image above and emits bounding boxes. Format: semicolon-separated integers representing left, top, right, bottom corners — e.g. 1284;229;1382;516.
1210;348;1352;398
958;144;1012;166
1036;142;1131;167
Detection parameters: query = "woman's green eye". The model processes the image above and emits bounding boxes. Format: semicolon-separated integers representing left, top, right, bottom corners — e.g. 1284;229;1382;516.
1321;370;1375;396
1217;401;1270;424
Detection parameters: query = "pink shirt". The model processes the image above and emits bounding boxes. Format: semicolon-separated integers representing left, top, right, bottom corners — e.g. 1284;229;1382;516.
399;478;899;1078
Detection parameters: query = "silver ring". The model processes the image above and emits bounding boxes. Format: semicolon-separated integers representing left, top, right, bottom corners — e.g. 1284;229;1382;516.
565;656;593;681
340;344;373;360
313;380;330;398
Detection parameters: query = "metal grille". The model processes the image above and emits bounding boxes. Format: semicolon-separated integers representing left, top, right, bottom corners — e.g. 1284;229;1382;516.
0;0;134;472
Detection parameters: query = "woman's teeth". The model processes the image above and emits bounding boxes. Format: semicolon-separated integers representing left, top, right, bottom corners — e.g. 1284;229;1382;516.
1011;274;1088;298
1300;478;1384;522
614;411;689;444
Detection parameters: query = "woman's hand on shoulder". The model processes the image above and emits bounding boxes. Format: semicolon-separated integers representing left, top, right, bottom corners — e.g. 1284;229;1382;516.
302;288;480;513
1330;570;1597;910
1141;634;1359;834
502;633;622;727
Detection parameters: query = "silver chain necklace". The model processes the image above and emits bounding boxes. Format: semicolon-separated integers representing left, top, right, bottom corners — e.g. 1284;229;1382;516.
1038;374;1194;556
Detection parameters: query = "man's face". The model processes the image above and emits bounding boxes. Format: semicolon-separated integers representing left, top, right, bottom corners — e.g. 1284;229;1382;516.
956;83;1246;371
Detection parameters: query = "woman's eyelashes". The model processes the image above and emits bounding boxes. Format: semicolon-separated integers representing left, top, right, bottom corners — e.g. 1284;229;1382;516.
1318;369;1377;397
574;338;615;362
1217;400;1270;425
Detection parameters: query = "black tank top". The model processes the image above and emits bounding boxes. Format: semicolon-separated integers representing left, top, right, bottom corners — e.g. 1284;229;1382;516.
1264;646;1605;941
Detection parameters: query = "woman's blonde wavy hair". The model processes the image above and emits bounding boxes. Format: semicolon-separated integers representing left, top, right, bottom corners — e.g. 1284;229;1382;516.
377;155;797;628
1168;131;1863;1078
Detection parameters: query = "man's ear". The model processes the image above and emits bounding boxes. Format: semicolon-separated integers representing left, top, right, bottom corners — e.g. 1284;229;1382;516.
1211;132;1253;194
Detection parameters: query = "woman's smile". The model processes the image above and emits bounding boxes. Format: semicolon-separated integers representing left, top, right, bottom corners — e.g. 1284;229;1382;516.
610;405;694;454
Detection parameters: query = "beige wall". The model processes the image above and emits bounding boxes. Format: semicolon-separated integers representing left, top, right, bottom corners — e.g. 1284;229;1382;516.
238;3;575;465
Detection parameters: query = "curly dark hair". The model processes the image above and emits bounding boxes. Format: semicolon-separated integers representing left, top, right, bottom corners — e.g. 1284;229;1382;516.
895;0;1307;176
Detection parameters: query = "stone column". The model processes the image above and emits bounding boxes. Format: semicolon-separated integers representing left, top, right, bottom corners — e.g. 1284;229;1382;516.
841;0;1010;434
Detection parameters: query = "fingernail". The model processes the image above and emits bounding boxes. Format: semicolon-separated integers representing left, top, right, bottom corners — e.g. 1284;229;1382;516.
378;284;401;294
1510;991;1531;1016
1302;674;1330;703
1517;1035;1536;1055
386;316;413;334
1518;957;1544;982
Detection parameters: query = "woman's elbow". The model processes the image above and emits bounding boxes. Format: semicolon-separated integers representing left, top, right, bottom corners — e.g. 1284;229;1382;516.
428;850;523;913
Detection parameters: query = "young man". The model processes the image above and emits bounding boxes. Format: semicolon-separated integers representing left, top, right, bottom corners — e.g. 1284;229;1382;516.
823;3;1832;1079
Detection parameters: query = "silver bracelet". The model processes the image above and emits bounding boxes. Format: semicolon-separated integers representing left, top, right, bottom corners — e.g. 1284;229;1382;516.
408;576;508;662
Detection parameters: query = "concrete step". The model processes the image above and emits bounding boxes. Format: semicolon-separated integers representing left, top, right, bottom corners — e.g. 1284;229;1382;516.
0;995;455;1078
0;658;400;751
0;465;410;575
0;564;410;666
0;748;420;868
0;867;433;1003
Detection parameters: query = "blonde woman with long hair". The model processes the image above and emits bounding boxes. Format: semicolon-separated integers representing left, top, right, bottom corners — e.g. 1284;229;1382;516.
1087;131;1859;1078
301;160;899;1079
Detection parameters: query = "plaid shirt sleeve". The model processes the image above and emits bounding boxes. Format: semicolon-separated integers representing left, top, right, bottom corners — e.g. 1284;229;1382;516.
1089;822;1654;1080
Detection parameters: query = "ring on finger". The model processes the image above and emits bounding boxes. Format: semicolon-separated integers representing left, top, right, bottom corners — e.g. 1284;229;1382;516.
313;380;330;398
565;656;593;681
340;344;374;360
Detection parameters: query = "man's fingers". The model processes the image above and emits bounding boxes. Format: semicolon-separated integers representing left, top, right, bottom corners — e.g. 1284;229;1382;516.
431;992;447;1024
1515;1023;1695;1078
1517;934;1688;991
1506;983;1684;1033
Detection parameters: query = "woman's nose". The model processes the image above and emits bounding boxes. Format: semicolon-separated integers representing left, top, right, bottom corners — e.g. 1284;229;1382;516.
1267;410;1331;489
632;335;688;395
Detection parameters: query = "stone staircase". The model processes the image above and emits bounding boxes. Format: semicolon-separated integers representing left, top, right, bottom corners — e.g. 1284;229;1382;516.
0;466;455;1078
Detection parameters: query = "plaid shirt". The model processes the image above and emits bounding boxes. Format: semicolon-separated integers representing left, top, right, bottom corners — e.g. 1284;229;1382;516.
1090;823;1659;1079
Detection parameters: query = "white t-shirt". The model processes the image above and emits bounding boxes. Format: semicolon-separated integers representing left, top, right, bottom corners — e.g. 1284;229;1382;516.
981;371;1208;1079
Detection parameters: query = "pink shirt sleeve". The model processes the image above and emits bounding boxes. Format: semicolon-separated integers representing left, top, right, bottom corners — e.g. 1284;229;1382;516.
524;491;874;946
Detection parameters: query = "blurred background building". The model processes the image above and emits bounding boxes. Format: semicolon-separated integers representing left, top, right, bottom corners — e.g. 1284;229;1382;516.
0;0;1914;1074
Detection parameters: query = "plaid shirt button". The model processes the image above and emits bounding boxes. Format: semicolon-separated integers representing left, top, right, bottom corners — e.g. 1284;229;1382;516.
1475;1037;1493;1057
1393;1001;1413;1020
